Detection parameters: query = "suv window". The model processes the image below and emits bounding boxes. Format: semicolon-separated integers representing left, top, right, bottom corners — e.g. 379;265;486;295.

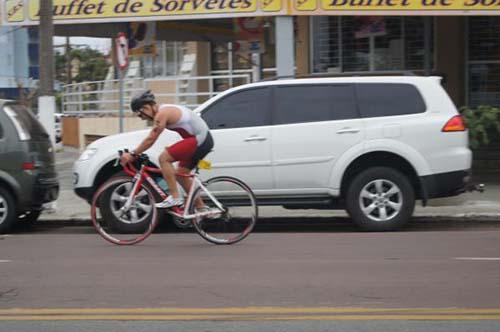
0;120;3;139
273;84;358;125
356;83;426;118
202;88;271;129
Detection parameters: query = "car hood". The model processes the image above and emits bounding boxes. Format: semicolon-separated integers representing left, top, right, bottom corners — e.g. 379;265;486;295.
86;129;182;153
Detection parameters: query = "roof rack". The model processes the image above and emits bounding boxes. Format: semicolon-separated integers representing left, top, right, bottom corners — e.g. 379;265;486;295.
259;70;425;82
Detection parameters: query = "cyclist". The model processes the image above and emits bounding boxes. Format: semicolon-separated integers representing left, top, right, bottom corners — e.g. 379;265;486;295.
120;90;214;209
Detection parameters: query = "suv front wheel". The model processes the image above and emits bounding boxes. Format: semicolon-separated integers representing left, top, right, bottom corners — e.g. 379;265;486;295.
0;187;16;233
346;167;415;231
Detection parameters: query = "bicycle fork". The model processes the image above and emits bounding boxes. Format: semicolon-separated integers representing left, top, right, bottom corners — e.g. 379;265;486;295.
120;173;142;216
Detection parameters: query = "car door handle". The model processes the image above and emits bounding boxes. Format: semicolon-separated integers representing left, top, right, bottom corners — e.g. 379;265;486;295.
336;128;360;134
244;136;267;142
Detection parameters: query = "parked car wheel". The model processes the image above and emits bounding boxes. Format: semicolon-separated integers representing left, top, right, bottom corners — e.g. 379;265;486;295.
97;174;172;233
98;177;155;234
0;188;16;233
346;167;415;231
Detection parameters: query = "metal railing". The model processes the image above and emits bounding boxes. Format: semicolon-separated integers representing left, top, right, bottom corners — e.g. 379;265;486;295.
61;73;252;116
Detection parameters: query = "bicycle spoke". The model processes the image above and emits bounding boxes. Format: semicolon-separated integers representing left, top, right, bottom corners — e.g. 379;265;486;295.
189;177;257;245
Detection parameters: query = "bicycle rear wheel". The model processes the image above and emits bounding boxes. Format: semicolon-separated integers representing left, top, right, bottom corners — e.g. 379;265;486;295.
189;176;258;245
91;176;158;245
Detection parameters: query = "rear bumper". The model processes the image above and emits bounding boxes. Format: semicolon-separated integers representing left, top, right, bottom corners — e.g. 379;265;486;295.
33;177;59;205
420;170;470;200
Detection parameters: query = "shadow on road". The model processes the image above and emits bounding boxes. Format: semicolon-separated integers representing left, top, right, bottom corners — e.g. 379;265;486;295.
6;216;500;235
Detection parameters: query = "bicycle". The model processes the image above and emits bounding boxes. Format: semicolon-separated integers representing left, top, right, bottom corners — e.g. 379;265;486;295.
91;150;258;245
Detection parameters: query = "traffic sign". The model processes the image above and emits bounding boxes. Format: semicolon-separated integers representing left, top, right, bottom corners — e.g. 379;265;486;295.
115;32;129;70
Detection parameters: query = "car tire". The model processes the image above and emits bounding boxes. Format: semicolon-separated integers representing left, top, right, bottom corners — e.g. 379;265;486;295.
346;167;415;231
0;188;17;234
98;174;172;233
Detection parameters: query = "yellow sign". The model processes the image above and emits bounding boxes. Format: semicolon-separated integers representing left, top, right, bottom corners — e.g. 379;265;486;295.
294;0;317;10
27;0;258;21
261;0;282;11
6;0;24;22
2;0;499;25
291;0;500;13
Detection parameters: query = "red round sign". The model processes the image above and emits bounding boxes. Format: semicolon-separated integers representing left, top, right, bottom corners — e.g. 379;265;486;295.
115;32;129;70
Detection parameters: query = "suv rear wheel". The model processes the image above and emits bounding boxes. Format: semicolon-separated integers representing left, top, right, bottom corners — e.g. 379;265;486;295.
0;188;16;233
346;167;415;231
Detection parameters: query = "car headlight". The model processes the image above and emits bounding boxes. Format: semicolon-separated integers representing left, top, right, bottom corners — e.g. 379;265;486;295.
78;148;98;161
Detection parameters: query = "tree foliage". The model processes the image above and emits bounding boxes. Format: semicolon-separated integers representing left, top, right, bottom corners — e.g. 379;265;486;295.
55;47;109;84
460;105;500;149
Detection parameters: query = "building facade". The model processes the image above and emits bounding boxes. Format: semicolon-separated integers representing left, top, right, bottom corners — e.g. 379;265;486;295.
2;0;499;108
0;26;39;99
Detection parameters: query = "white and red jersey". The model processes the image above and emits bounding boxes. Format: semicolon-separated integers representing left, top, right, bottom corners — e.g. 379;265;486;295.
160;104;209;146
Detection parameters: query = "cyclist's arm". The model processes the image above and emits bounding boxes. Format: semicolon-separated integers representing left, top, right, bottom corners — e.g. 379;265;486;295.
132;112;167;155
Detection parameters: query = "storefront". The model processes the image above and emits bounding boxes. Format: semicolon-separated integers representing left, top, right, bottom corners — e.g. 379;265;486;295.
2;0;499;108
467;16;500;107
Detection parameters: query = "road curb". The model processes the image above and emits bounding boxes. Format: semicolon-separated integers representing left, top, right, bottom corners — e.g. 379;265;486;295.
35;214;500;228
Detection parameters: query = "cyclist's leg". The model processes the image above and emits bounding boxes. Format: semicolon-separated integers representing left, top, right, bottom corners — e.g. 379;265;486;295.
181;133;214;210
158;137;198;208
175;165;204;209
158;150;181;199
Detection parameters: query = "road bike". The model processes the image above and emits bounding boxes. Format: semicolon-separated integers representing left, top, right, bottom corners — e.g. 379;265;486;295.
91;150;258;245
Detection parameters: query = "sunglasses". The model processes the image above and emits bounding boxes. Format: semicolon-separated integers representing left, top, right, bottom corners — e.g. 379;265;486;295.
136;108;153;120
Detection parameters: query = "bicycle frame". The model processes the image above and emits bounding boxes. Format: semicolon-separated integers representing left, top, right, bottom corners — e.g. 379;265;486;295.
122;162;224;221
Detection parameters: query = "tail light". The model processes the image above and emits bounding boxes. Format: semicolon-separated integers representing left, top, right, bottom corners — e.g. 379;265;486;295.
22;162;35;170
442;115;467;132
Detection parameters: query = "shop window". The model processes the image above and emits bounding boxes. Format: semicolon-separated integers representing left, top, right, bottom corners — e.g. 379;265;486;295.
312;17;433;73
342;17;371;72
467;17;500;107
405;17;432;70
153;41;185;77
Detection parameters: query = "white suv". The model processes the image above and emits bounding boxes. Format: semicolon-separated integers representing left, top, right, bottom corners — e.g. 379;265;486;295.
73;76;472;231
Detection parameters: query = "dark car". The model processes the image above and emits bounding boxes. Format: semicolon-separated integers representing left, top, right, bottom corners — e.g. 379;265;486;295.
0;101;59;233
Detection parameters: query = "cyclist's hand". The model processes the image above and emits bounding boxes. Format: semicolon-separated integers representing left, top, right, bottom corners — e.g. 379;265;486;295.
120;152;135;167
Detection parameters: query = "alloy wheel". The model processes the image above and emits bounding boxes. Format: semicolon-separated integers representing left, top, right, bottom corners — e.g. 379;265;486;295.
359;179;403;222
109;182;153;225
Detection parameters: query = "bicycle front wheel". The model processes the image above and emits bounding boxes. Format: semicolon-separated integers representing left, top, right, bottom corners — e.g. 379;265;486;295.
189;176;258;245
91;176;158;245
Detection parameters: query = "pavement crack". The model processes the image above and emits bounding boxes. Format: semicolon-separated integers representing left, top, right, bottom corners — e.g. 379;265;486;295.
0;288;19;302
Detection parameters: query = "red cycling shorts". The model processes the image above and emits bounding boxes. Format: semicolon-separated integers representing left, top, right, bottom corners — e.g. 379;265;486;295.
167;137;197;169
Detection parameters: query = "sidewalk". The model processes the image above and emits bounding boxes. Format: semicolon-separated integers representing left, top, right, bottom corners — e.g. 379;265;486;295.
40;148;500;222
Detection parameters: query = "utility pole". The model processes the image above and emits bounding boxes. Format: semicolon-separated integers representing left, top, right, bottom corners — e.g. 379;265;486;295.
66;37;72;85
38;0;56;146
39;0;54;95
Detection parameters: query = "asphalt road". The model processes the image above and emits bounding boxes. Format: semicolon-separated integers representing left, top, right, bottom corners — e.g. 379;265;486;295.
2;224;500;331
6;148;499;331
